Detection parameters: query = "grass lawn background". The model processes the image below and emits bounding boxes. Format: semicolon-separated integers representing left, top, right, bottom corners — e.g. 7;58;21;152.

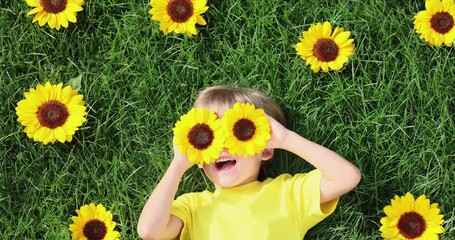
1;0;454;239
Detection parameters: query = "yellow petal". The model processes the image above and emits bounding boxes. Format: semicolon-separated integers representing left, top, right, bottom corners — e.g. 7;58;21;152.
65;11;77;23
415;195;430;216
66;3;84;12
54;127;67;143
25;0;40;7
334;31;351;45
322;22;332;38
37;12;50;26
48;14;57;29
58;13;69;28
196;15;206;25
27;7;43;16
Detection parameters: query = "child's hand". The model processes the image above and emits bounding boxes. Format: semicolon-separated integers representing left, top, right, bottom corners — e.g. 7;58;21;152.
172;142;194;172
265;115;290;150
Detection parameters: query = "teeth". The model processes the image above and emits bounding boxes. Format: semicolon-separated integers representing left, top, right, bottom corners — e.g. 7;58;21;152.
216;158;234;163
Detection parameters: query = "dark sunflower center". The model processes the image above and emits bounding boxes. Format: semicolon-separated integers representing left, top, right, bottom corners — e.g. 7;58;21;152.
83;219;107;240
40;0;67;14
167;0;193;23
313;38;339;62
36;100;69;129
397;212;426;239
233;119;256;141
431;12;454;34
188;124;214;149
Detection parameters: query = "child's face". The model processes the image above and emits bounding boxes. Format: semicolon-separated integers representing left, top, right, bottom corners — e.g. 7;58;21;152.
197;103;272;189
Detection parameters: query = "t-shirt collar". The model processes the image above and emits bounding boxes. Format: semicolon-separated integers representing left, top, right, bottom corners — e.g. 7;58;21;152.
214;180;262;196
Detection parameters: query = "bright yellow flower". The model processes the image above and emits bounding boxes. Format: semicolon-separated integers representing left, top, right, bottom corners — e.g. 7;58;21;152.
222;102;270;157
414;0;455;46
296;21;355;73
15;82;87;144
25;0;84;30
69;203;120;240
149;0;208;35
173;108;224;164
380;192;445;240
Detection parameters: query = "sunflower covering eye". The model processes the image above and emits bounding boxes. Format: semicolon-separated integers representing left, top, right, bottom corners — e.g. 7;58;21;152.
15;82;87;144
379;192;445;240
296;21;355;73
149;0;209;35
69;203;120;240
173;108;224;164
414;0;455;47
222;102;271;157
25;0;84;30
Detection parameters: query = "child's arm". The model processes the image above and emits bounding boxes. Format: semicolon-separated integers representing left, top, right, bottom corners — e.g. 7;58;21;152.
137;146;193;240
267;116;361;203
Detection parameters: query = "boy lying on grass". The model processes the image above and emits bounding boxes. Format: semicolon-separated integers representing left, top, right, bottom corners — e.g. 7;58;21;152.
138;85;361;240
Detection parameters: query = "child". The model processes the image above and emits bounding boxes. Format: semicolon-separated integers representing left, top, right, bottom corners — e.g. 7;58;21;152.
137;85;361;240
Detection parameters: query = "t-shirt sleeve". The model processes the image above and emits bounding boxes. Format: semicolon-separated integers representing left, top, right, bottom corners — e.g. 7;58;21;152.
288;169;339;233
171;193;194;240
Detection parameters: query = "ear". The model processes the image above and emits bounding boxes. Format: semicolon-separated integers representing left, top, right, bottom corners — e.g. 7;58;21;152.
260;148;274;161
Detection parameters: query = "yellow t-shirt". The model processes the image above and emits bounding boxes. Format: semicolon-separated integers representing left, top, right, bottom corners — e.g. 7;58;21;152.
171;170;338;240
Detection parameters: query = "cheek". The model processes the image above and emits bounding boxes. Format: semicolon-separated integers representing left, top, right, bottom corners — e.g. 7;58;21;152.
243;158;263;171
201;165;214;177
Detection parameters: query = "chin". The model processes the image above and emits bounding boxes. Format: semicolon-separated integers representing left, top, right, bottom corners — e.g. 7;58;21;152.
213;177;241;189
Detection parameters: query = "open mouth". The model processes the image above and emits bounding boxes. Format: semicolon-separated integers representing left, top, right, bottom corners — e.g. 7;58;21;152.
215;158;236;171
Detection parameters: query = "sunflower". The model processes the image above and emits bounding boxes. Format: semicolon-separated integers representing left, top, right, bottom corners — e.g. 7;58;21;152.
69;203;120;240
149;0;208;35
15;82;87;144
296;21;355;73
222;102;271;157
173;108;224;164
414;0;455;47
380;192;445;240
25;0;84;30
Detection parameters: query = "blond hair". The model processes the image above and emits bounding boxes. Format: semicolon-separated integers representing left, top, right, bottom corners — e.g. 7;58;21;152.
194;85;286;127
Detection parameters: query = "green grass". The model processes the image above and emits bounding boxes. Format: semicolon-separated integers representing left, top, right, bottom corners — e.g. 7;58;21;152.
1;0;454;239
